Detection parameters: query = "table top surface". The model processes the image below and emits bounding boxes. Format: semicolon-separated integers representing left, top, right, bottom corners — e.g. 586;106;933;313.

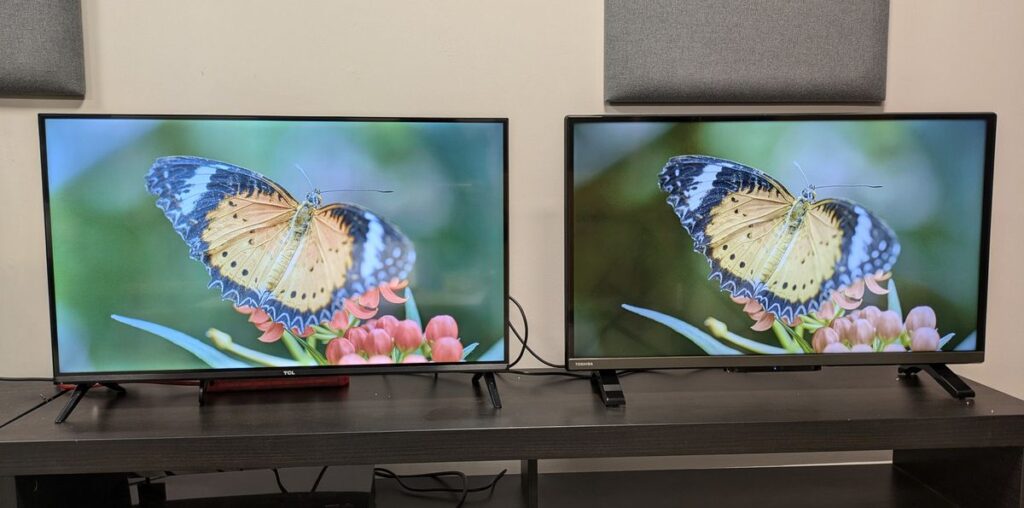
0;366;1022;475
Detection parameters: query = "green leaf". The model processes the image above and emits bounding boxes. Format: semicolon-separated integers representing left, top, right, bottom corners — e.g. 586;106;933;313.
887;279;902;317
939;332;956;350
461;342;479;360
622;304;741;355
111;314;252;368
404;287;422;328
281;332;317;365
293;334;330;365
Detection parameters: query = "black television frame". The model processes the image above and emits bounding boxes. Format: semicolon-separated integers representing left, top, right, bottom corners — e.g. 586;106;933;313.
40;113;510;383
565;113;995;371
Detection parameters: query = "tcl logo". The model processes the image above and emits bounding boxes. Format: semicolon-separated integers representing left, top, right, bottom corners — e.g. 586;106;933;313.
283;370;296;376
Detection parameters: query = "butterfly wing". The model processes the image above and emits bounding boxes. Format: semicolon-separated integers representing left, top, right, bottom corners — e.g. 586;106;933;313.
259;203;416;330
146;156;300;311
659;155;796;298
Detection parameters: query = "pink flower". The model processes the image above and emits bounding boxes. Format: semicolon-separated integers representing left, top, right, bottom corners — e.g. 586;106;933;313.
342;279;410;321
850;343;874;353
823;342;851;353
431;337;464;362
883;343;907;352
875;310;903;340
374;315;400;336
235;305;285;342
367;355;394;364
329;309;350;330
326;338;356;364
860;306;882;325
910;327;941;352
257;323;285;343
425;315;459;345
290;325;315;338
339;353;367;365
364;329;394;356
393;320;424;353
812;327;840;353
905;306;937;332
816;300;836;321
831;317;852;341
345;327;369;353
849;319;875;345
402;354;428;363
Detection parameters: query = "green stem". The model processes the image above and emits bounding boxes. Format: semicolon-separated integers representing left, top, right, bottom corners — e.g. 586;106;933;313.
281;332;317;366
771;321;803;354
223;342;302;367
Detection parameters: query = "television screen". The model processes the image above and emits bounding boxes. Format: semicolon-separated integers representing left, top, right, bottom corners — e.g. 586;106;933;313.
566;114;994;370
41;115;507;381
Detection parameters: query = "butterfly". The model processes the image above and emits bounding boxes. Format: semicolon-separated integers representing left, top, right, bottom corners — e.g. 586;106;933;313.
145;156;415;331
658;155;900;322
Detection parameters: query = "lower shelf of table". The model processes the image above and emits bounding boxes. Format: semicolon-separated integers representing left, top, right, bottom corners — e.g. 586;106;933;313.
147;463;952;507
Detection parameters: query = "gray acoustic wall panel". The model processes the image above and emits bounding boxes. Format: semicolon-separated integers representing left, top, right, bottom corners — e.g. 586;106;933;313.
605;0;889;103
0;0;85;97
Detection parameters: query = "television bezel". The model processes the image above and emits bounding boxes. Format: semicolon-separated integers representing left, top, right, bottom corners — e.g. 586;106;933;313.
39;113;510;383
564;113;995;371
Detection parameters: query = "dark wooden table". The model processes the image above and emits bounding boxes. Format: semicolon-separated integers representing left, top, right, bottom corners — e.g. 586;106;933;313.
1;367;1023;507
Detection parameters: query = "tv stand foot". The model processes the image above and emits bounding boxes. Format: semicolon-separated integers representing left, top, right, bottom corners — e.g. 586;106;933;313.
592;370;625;407
899;364;975;400
472;372;502;409
54;383;126;424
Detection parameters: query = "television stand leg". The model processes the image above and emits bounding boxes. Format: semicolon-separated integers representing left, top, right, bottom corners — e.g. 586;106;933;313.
591;370;625;407
54;383;127;424
472;372;502;409
899;364;975;400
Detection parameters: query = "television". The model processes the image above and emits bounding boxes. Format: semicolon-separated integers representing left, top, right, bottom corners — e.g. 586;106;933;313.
40;114;508;383
566;114;994;372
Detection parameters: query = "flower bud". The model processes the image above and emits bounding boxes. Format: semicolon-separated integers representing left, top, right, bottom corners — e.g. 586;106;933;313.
823;342;851;353
374;315;400;336
910;327;941;351
393;320;424;353
812;327;840;353
860;305;882;326
364;328;394;356
402;354;428;364
326;338;356;364
883;343;906;352
339;353;367;365
905;306;937;332
850;319;875;345
831;318;853;341
850;343;874;353
431;336;464;362
345;327;369;354
425;315;459;344
875;310;902;339
367;355;394;364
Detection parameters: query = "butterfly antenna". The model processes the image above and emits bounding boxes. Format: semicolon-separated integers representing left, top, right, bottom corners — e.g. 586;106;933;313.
320;188;394;194
294;164;316;191
793;161;811;188
813;184;883;190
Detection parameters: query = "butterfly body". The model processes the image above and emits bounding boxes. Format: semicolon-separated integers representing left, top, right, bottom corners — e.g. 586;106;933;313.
659;155;899;322
147;156;414;330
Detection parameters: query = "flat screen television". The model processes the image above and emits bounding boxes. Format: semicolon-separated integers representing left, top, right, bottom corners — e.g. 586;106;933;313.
41;114;508;383
566;114;994;371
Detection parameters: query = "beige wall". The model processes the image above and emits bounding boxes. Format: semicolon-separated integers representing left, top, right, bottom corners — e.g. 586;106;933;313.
1;0;1022;405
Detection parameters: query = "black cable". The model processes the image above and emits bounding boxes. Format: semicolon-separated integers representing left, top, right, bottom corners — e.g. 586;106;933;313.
506;295;566;369
272;468;288;493
507;296;529;368
0;387;69;430
374;467;507;507
311;466;328;492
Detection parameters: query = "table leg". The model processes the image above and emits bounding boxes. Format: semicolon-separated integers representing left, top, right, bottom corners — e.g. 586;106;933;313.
521;459;538;508
893;447;1023;508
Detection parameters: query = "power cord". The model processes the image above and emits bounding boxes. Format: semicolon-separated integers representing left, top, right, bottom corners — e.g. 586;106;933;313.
0;387;69;430
507;295;564;369
374;467;507;507
311;466;328;492
272;468;288;493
